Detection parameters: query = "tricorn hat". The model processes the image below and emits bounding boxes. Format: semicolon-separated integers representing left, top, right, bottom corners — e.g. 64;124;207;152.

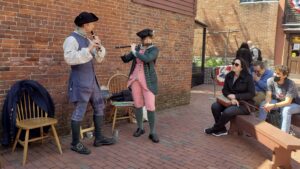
74;12;99;27
136;28;154;39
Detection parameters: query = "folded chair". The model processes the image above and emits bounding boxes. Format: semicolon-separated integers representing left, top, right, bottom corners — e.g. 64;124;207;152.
12;91;62;166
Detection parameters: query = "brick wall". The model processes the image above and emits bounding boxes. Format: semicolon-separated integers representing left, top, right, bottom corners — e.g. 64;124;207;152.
194;0;279;60
0;0;194;135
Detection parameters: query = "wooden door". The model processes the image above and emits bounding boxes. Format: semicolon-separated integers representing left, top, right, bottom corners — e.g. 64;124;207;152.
288;35;300;74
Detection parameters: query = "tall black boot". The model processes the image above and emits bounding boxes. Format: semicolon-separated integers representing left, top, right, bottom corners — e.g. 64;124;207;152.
133;107;145;137
93;115;115;147
71;120;91;155
147;111;159;143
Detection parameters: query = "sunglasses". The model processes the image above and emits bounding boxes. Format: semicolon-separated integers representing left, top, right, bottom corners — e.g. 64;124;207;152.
232;62;240;67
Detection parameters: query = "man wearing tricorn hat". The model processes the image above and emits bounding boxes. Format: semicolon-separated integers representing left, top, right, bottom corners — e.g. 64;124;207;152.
121;28;160;143
63;12;115;155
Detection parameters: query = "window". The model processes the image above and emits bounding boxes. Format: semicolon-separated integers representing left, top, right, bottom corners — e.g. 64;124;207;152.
240;0;279;3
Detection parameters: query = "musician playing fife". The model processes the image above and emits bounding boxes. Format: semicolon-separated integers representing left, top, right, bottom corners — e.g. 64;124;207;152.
63;12;115;155
121;28;160;143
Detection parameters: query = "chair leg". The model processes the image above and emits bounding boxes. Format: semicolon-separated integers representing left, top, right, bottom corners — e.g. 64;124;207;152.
12;128;22;152
80;126;84;139
40;127;44;144
128;108;134;123
22;129;29;166
51;124;62;154
112;107;118;133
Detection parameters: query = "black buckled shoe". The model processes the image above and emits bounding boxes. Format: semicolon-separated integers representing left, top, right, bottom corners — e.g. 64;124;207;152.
71;142;91;155
94;136;116;147
149;133;159;143
133;128;145;137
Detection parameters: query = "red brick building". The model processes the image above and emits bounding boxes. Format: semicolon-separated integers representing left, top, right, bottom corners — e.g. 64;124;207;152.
0;0;196;134
274;0;300;74
194;0;279;61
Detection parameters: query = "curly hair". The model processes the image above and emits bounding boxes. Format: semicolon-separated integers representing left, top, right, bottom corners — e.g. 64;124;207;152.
274;65;289;76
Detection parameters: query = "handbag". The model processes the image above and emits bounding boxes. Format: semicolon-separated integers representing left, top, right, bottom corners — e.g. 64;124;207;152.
216;95;232;107
239;100;259;113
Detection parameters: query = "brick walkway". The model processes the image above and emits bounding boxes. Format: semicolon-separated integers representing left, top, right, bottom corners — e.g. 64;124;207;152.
1;84;300;169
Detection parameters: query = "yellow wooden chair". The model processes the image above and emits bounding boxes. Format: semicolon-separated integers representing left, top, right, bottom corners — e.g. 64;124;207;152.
107;73;134;132
12;91;62;166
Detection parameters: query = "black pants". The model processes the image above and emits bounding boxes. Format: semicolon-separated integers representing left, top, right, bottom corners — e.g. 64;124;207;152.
211;102;248;130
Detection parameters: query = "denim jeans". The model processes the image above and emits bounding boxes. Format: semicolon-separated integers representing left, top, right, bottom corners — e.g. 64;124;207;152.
259;99;300;133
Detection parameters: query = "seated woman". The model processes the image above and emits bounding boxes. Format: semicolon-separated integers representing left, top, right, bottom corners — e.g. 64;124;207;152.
205;58;255;136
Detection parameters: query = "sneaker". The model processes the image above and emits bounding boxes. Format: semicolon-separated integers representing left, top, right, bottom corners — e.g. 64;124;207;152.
133;128;145;137
204;127;216;135
71;142;91;155
212;129;228;137
204;126;227;135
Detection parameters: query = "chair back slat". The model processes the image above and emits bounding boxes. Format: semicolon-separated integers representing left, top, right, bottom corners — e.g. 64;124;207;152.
17;104;21;121
19;97;23;120
27;94;31;119
23;94;27;119
16;91;48;121
32;101;36;118
107;74;128;95
38;106;40;118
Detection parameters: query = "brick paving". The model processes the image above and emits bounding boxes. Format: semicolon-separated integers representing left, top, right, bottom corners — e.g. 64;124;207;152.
1;84;300;169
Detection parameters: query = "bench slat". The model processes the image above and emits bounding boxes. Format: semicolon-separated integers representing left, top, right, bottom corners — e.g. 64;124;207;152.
235;115;300;150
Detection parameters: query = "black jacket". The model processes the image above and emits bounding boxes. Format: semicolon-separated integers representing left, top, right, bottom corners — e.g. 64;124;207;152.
222;71;255;112
236;48;252;68
1;80;55;146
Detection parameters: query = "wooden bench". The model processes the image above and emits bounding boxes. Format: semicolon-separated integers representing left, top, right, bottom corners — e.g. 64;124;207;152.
229;115;300;169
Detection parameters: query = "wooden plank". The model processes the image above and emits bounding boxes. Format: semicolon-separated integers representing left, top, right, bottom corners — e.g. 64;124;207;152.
149;0;193;12
132;0;195;16
166;0;194;8
138;1;193;16
235;115;300;150
182;0;195;3
234;116;281;151
290;61;298;74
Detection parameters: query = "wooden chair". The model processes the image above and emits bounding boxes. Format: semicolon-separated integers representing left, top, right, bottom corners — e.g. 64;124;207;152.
12;91;62;166
107;73;134;132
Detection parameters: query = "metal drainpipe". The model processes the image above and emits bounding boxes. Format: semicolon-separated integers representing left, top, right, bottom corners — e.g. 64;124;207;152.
201;27;207;83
